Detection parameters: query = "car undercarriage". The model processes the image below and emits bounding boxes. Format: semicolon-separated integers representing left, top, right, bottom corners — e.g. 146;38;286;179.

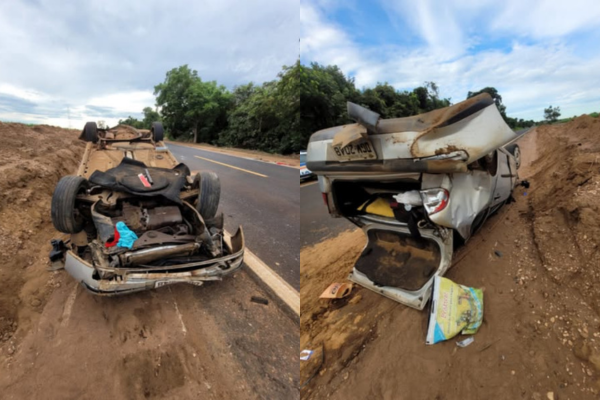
51;122;244;295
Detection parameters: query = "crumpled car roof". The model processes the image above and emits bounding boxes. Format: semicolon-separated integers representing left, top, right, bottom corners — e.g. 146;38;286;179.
375;93;494;134
322;93;517;164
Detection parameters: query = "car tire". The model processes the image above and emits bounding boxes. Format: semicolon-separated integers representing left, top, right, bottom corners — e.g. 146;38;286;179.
505;143;521;169
51;175;88;233
82;122;98;143
151;122;164;142
193;171;220;220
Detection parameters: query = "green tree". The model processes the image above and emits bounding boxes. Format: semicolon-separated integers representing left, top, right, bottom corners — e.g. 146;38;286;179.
186;80;232;143
119;108;161;130
544;105;561;123
219;62;301;153
142;107;161;128
118;116;145;129
359;82;449;119
274;62;301;152
154;65;232;143
299;63;360;148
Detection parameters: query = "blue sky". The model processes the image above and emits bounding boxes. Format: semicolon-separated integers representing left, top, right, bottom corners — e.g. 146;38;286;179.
301;0;600;121
0;0;298;128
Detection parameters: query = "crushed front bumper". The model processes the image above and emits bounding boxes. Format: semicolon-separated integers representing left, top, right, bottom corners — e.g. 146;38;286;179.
64;227;245;295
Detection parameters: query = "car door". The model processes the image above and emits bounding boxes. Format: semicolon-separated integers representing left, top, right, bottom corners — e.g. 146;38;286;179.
491;148;514;208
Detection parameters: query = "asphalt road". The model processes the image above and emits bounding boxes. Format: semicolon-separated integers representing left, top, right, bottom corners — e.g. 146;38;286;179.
300;181;354;248
167;143;300;290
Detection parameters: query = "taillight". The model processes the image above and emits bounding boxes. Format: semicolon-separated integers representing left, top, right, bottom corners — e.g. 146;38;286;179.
420;188;449;215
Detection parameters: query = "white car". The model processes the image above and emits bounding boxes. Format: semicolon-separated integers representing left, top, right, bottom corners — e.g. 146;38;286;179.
306;93;527;309
300;150;314;181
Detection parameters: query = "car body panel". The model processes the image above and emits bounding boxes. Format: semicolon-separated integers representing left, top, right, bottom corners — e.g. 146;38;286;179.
307;93;517;175
77;126;178;179
65;228;245;295
423;170;495;240
307;95;524;309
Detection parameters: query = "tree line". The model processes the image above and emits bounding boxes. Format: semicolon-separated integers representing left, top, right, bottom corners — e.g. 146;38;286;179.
120;62;551;154
121;63;300;154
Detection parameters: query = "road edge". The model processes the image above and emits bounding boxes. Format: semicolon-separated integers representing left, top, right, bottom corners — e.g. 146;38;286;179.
166;141;301;169
238;243;300;321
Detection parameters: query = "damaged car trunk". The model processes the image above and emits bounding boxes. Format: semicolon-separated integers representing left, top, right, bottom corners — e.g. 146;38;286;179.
307;93;526;309
51;122;244;295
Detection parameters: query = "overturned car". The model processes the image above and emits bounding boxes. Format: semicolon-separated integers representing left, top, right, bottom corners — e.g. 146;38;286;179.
50;122;244;295
306;93;527;310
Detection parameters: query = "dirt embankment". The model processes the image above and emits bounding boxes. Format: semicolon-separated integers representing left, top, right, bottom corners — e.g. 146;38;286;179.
0;122;299;400
301;118;600;399
0;122;83;347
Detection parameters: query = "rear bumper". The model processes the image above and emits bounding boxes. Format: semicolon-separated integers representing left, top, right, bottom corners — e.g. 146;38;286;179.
64;227;245;295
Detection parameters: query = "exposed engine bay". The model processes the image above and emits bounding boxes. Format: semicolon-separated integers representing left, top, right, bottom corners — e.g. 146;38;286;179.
80;197;224;271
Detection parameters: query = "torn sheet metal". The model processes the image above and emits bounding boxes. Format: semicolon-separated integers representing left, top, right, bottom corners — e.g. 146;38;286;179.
347;102;381;132
331;124;368;149
410;103;516;163
307;93;518;173
422;171;493;240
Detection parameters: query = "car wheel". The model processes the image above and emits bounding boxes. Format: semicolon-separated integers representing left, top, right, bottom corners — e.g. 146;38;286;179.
51;175;88;233
82;122;98;143
193;171;220;220
505;143;521;169
151;122;164;142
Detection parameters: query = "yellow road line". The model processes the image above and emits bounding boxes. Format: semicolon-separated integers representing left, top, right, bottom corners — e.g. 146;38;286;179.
194;156;268;178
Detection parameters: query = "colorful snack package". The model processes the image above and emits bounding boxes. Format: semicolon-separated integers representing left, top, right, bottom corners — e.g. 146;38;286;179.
426;276;484;345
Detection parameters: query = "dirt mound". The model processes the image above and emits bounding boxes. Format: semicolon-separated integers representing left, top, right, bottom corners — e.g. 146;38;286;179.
301;118;600;399
0;122;83;345
530;116;600;296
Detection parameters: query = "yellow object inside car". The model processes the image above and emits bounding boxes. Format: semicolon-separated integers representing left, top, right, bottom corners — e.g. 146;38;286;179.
358;197;394;218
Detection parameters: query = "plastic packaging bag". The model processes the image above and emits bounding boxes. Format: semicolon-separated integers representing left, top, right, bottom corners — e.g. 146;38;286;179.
426;276;483;345
116;221;139;249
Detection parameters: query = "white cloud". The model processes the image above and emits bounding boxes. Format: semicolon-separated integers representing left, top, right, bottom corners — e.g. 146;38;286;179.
301;2;382;86
0;0;298;127
382;0;465;58
492;0;600;38
301;0;600;120
87;92;156;114
0;86;156;129
0;84;51;103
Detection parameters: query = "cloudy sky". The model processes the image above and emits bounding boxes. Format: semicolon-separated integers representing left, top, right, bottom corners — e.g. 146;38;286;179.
0;0;298;128
301;0;600;121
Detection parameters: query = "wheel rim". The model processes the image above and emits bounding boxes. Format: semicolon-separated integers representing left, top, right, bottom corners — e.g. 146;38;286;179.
514;147;521;168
